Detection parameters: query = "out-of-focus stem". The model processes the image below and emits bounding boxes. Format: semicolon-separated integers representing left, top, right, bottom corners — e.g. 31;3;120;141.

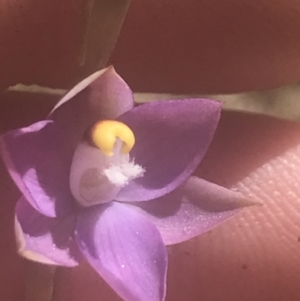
25;262;56;301
51;267;73;301
80;0;131;77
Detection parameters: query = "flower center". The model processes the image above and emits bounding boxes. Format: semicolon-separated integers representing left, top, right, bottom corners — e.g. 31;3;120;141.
90;120;135;156
69;120;144;207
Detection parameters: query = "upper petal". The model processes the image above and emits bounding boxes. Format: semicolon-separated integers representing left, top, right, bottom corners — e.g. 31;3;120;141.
116;99;222;202
1;121;75;217
15;197;81;266
49;66;134;149
75;202;167;301
131;176;251;245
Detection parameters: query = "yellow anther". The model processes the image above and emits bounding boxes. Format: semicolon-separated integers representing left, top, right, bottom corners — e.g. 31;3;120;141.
91;120;135;156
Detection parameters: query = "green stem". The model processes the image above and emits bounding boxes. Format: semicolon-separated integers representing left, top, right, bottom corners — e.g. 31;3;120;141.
25;262;56;301
25;262;73;301
51;267;73;301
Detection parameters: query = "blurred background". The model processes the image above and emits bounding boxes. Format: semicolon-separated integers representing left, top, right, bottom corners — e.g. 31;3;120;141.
135;83;300;121
1;0;300;123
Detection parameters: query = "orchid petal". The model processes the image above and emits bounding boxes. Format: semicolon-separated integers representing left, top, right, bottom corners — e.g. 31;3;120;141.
49;67;134;149
75;202;167;301
116;99;222;202
132;176;250;245
15;197;81;266
1;69;134;217
1;121;75;217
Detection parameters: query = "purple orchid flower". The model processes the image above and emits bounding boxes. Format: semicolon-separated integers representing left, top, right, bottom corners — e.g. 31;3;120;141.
1;67;249;301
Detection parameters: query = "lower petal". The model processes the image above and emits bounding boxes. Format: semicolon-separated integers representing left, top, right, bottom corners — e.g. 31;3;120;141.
75;202;167;301
132;176;252;245
15;197;81;266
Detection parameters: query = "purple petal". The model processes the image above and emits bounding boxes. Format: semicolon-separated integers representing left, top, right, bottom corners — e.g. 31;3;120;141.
75;202;167;301
49;66;134;149
15;197;81;266
116;99;222;202
1;68;134;217
131;176;250;245
1;121;75;217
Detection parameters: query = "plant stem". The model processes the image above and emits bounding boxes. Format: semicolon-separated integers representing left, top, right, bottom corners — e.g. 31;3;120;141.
25;262;56;301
